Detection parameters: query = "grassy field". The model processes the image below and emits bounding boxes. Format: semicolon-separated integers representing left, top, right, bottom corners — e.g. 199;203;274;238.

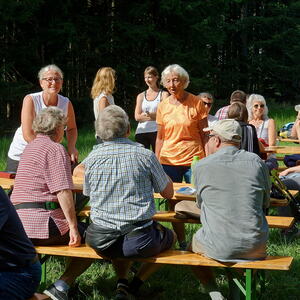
1;103;300;299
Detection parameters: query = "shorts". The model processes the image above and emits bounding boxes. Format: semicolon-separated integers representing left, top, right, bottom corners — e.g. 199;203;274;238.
95;221;174;259
31;218;88;246
162;164;191;183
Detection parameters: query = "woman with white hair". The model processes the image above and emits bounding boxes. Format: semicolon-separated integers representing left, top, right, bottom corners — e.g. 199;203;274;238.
11;107;92;299
247;94;277;169
6;64;78;172
156;64;208;249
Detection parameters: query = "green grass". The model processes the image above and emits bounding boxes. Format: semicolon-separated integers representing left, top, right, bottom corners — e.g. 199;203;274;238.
1;103;300;299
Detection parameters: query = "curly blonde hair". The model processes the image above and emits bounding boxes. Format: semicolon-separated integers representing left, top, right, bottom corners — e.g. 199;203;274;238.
91;67;116;99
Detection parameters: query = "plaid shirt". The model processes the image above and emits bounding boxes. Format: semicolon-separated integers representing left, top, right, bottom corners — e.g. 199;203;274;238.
11;135;74;239
83;138;168;232
215;105;230;120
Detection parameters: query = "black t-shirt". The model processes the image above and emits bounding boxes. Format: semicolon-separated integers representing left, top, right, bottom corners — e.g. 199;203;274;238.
0;187;36;271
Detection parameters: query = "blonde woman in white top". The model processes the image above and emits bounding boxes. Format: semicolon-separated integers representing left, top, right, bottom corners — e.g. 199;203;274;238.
134;66;169;152
91;67;116;143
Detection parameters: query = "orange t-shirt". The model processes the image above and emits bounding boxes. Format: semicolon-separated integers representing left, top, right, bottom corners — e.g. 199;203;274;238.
156;93;207;166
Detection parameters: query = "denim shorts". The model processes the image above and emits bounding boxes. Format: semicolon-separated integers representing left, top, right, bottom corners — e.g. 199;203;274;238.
0;261;41;300
98;221;174;259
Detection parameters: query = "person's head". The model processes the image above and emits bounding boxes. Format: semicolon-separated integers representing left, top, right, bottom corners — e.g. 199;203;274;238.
144;66;160;88
91;67;116;99
227;102;248;123
96;105;130;141
230;90;246;104
161;64;190;96
247;94;269;120
203;119;242;155
38;64;63;95
198;92;214;114
32;106;67;143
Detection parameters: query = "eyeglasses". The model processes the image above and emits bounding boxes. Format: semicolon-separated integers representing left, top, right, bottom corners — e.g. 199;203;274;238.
206;134;216;139
203;101;213;107
253;104;265;109
42;77;62;83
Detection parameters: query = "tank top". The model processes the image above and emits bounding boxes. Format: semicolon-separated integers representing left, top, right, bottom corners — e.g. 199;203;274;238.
256;118;270;142
8;92;69;161
93;92;114;120
135;90;162;134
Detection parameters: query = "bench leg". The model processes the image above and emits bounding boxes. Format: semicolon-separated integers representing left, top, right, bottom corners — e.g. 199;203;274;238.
39;254;49;291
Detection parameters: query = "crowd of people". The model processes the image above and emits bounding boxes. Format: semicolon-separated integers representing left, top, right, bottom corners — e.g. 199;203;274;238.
0;63;298;300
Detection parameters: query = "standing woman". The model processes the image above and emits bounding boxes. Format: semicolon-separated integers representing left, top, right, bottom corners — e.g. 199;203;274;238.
134;66;169;151
247;94;278;169
91;67;115;143
6;64;78;172
156;64;207;249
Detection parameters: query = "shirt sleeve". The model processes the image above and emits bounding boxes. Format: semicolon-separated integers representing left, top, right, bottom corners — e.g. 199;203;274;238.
148;152;168;193
82;157;90;196
44;145;74;193
156;101;163;126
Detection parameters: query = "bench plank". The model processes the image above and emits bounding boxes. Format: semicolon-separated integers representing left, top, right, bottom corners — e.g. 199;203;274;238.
78;209;295;229
35;245;293;271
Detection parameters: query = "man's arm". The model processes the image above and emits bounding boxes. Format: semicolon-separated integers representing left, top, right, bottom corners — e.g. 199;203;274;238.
56;189;81;247
73;163;85;178
159;176;174;199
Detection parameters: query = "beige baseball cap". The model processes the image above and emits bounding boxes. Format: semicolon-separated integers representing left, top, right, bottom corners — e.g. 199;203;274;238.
203;119;242;143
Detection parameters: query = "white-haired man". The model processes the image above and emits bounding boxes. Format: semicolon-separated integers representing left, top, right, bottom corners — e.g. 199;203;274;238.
74;105;176;300
191;119;270;300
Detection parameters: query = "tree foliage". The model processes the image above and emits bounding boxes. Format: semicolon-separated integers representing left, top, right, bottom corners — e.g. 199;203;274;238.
1;0;300;127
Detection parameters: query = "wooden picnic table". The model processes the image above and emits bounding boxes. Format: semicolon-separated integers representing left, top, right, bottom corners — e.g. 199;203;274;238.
277;137;299;143
265;145;300;154
0;177;294;207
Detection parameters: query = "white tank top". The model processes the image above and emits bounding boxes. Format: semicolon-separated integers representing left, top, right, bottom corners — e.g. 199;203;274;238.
135;90;162;134
93;92;114;120
256;118;270;142
8;92;69;161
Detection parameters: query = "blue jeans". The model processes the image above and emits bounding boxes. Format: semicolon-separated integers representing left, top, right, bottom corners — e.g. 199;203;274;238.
162;164;191;183
0;261;41;300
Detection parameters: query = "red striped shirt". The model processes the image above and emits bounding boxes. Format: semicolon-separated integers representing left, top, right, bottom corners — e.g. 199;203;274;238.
11;135;74;239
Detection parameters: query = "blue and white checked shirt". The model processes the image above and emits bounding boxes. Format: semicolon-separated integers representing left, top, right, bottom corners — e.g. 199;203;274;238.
83;138;168;232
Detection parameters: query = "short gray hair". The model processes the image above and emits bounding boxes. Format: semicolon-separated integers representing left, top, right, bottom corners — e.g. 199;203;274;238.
38;64;63;80
32;106;66;138
96;105;129;141
198;92;213;101
161;64;190;89
247;94;269;120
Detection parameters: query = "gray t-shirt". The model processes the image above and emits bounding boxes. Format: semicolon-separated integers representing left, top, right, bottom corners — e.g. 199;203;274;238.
193;146;270;261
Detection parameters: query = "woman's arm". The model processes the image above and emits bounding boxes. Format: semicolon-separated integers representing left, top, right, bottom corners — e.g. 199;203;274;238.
98;96;110;112
73;163;85;178
66;101;78;163
155;124;164;160
291;113;300;140
268;118;277;146
21;95;36;142
134;93;151;122
279;165;300;177
56;189;81;247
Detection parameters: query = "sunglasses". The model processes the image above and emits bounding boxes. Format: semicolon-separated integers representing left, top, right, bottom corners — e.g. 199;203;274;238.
203;101;213;107
253;104;265;108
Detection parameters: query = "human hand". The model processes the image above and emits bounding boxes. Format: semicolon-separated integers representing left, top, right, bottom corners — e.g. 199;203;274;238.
68;147;79;163
68;227;81;247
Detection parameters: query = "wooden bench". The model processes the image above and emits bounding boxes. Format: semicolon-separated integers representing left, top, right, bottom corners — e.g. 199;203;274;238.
27;293;49;300
35;244;293;300
78;208;295;229
152;211;295;229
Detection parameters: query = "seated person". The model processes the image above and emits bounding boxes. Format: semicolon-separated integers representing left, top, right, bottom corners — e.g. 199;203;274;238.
10;107;92;300
198;92;218;126
227;102;261;156
191;119;270;300
215;90;246;120
0;187;41;300
74;105;176;300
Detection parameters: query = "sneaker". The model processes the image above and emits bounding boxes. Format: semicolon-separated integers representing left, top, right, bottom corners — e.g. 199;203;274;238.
44;284;69;300
115;286;130;300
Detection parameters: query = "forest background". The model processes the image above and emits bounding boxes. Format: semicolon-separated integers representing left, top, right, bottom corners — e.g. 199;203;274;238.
1;0;300;130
